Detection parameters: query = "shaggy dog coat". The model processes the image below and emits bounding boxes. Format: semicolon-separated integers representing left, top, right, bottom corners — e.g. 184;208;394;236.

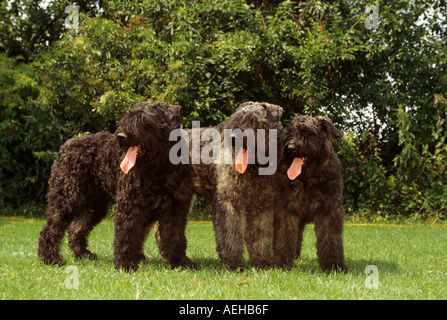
188;102;284;270
38;102;197;271
272;115;347;273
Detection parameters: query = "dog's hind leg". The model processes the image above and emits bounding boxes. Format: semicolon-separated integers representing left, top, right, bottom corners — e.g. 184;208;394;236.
68;198;110;260
38;203;76;266
212;194;248;271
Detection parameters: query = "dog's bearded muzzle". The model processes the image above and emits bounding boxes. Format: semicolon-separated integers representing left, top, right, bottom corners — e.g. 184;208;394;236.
285;143;310;181
116;132;146;174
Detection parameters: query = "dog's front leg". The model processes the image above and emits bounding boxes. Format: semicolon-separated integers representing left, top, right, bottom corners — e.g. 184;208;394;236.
113;204;146;272
156;202;198;270
314;207;347;273
245;208;274;269
212;192;248;271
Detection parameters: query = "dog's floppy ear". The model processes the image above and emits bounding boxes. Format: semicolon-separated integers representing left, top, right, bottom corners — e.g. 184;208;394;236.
317;116;341;138
261;102;284;123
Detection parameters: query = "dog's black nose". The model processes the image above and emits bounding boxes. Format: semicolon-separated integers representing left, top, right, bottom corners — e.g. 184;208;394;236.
117;133;127;141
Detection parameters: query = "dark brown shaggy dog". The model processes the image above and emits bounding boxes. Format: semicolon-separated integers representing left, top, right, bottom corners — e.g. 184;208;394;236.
37;102;197;271
188;102;284;270
272;115;347;273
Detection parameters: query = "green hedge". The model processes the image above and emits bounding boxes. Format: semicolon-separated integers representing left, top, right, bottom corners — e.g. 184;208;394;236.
1;0;446;219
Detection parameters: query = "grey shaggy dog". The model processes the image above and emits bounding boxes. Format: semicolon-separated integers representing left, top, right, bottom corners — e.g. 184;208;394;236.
272;115;347;273
189;102;284;270
37;101;198;271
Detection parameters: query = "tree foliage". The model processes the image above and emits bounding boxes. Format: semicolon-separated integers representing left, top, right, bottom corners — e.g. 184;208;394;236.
0;0;446;219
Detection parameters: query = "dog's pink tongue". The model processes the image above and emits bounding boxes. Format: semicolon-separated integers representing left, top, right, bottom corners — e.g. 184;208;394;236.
235;148;248;174
287;157;304;180
120;146;139;174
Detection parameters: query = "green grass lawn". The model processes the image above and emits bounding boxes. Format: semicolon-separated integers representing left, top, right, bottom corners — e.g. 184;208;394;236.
1;216;446;300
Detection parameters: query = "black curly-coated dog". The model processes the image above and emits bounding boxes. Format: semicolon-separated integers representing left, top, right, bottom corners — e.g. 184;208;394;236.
272;115;347;273
37;102;197;271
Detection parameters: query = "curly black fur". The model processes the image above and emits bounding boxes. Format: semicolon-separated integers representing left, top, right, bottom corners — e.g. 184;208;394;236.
272;115;347;273
37;102;197;271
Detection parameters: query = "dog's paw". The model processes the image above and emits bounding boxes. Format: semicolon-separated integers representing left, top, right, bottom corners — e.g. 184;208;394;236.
321;263;348;274
223;263;248;272
76;250;97;261
170;256;199;270
40;256;66;267
115;261;139;272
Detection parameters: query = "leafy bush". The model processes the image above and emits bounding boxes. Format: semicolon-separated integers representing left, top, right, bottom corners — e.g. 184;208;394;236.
0;55;61;206
336;95;447;220
0;0;446;220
